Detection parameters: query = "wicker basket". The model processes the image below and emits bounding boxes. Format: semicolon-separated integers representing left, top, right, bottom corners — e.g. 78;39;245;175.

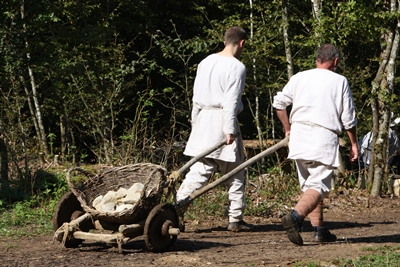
66;163;168;225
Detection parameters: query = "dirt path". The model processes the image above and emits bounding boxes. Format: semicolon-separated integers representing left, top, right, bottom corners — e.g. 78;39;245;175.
1;195;400;267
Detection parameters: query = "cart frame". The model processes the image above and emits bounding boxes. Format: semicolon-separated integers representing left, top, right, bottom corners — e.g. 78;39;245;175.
53;136;289;253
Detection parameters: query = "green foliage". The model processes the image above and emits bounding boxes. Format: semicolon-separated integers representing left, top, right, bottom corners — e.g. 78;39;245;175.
182;164;301;220
185;189;228;220
245;164;300;216
292;246;400;266
0;0;392;161
0;171;69;237
339;246;400;267
0;168;67;204
293;262;321;267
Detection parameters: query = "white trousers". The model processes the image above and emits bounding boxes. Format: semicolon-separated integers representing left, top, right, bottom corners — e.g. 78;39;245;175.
295;159;334;199
176;158;246;223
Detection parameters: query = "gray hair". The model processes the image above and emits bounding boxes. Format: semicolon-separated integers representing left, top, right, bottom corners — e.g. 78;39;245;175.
316;44;340;63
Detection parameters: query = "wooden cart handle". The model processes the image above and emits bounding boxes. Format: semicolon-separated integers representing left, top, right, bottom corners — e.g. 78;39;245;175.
175;136;289;211
168;133;240;182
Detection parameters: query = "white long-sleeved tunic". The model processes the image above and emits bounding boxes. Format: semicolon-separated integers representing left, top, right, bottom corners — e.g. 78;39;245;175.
272;68;357;167
359;129;399;166
183;54;246;162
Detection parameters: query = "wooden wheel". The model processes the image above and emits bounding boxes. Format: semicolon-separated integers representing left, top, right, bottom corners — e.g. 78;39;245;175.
52;192;93;248
144;203;179;252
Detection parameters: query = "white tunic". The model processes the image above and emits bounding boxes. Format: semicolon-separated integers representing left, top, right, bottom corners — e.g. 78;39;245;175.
273;68;357;167
184;54;246;162
359;129;399;166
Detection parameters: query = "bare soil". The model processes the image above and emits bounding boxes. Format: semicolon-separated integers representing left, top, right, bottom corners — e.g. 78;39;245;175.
1;192;400;267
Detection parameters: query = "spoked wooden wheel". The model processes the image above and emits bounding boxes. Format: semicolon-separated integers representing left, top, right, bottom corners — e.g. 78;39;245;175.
52;192;93;248
144;203;179;252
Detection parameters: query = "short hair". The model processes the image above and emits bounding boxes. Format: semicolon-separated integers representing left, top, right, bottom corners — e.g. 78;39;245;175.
316;44;340;63
224;26;247;46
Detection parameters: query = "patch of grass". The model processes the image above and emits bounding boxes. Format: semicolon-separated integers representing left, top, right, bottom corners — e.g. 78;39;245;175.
0;199;53;237
245;164;301;216
293;246;400;267
181;164;301;220
0;171;69;237
184;188;229;220
339;246;400;267
293;262;321;267
3;243;19;249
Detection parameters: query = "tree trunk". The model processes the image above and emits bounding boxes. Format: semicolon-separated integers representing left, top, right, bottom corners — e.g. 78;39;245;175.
60;113;67;161
368;17;393;186
282;0;294;79
370;0;399;197
70;129;77;165
367;98;379;186
248;0;265;151
0;137;8;183
311;0;322;43
311;0;322;20
20;0;49;157
21;75;41;150
27;66;50;156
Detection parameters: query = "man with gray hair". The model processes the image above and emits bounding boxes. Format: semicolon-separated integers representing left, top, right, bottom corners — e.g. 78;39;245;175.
272;44;358;245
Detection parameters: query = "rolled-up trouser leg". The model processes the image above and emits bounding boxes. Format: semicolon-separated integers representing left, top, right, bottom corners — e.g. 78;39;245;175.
296;159;333;199
294;159;332;218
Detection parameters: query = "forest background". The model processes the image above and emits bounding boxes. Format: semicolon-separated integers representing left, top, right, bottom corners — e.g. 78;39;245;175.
1;0;400;205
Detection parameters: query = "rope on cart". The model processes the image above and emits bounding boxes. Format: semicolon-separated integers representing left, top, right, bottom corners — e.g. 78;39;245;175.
116;233;124;253
52;222;80;249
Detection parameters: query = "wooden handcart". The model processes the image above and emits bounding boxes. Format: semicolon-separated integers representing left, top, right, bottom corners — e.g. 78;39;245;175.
53;137;289;253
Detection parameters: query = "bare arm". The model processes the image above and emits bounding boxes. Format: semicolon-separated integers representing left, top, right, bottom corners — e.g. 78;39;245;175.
276;109;291;137
346;126;359;163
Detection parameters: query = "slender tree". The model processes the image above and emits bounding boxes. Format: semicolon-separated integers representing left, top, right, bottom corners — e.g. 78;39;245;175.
370;0;400;197
20;0;50;157
282;0;293;79
0;137;8;183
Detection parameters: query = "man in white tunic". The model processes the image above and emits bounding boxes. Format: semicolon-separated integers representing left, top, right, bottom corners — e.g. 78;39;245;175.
176;26;253;232
273;44;358;245
359;120;400;169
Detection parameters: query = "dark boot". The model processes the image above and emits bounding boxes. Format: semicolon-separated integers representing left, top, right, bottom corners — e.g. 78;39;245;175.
227;220;254;232
281;210;304;246
313;226;337;243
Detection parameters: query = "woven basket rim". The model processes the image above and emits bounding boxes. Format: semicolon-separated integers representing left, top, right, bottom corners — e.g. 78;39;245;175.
66;163;167;223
